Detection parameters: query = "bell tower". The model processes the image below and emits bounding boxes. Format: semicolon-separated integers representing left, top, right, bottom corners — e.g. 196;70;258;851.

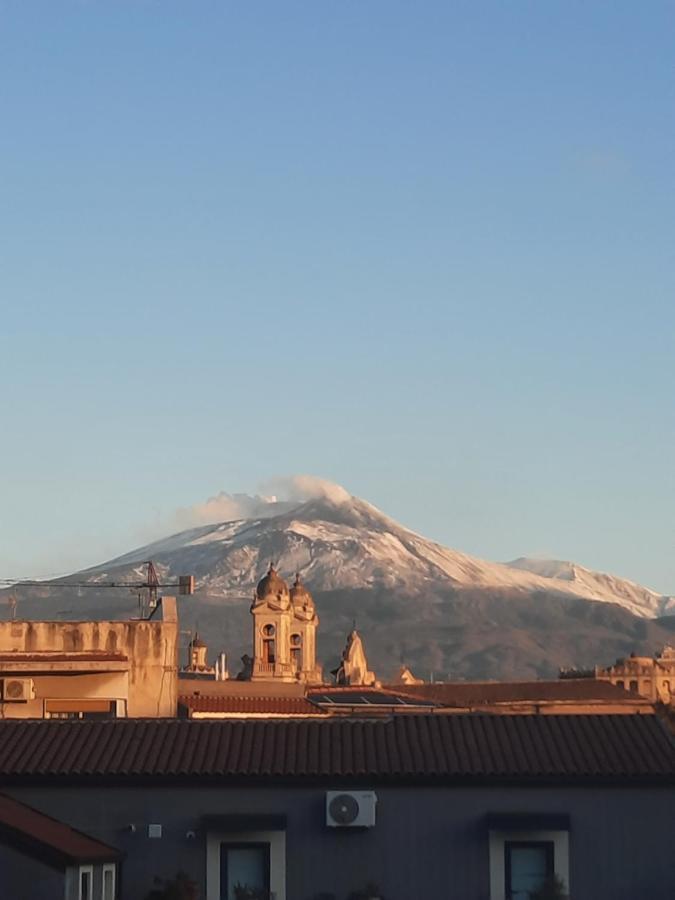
290;573;323;684
250;565;295;682
249;566;323;684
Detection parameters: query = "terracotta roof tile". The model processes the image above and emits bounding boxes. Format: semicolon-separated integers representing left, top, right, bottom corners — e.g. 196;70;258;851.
180;695;326;716
0;792;120;868
0;716;670;782
383;679;641;705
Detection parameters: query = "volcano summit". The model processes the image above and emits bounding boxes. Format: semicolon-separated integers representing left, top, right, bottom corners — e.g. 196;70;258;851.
6;484;675;680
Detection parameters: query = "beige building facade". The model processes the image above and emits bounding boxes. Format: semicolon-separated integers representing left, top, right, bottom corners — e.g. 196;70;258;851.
0;596;178;718
596;646;675;704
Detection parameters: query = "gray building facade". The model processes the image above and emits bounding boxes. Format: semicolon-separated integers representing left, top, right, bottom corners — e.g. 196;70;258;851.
0;715;671;900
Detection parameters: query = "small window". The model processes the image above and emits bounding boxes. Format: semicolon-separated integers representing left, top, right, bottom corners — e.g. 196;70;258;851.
290;633;302;669
664;680;671;694
615;680;624;689
220;842;270;900
102;864;116;900
262;625;276;665
78;866;93;900
629;680;639;693
505;841;553;900
45;700;116;720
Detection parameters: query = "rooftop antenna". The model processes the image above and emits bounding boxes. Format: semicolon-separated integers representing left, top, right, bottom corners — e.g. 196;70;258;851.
146;561;159;610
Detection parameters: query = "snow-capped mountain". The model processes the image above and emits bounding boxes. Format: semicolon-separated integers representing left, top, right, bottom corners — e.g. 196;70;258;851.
88;493;673;618
7;488;674;680
506;558;675;619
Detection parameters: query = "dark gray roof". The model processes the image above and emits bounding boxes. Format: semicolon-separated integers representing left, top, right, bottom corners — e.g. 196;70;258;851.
0;715;671;783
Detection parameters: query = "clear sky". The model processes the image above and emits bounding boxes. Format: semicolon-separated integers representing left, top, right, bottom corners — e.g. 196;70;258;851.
1;2;673;593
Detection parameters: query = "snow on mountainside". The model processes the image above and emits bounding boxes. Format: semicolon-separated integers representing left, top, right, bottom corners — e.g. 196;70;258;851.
507;557;675;618
85;493;673;618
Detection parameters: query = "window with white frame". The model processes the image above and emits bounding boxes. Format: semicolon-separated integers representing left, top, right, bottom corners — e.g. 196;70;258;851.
220;843;269;899
102;863;116;900
78;865;93;900
504;841;554;899
206;829;285;900
488;817;569;900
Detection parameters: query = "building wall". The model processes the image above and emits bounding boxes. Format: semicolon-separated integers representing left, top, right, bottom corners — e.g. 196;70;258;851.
0;672;128;719
3;782;673;900
0;843;64;899
0;598;178;718
597;654;675;704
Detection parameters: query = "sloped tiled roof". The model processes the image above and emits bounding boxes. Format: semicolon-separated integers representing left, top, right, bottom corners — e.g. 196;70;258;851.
180;695;327;716
0;715;671;782
0;793;121;868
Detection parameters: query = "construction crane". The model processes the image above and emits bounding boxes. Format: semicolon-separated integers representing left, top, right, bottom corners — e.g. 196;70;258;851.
0;562;195;619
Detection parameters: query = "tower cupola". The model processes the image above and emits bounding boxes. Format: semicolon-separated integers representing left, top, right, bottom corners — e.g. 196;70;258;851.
254;564;290;610
290;572;315;614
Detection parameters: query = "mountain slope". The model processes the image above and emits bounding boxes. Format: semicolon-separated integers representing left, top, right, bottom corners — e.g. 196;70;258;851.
507;557;675;618
5;492;674;680
89;495;672;616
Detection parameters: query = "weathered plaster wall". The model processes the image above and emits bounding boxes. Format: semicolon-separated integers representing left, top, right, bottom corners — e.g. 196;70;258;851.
0;598;178;717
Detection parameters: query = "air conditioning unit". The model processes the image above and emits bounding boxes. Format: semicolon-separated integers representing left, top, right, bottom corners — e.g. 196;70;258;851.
326;791;377;828
1;678;34;703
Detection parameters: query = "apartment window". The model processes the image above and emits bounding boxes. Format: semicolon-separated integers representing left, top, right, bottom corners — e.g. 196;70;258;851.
102;864;116;900
504;841;553;900
220;843;270;900
488;816;569;900
206;824;285;900
78;865;93;900
45;700;116;720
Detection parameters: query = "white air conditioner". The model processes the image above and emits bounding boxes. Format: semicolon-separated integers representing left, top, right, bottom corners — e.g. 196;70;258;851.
326;791;377;828
2;678;34;703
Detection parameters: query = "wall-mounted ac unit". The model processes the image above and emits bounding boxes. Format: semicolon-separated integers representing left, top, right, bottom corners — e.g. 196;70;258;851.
326;791;377;828
1;678;35;703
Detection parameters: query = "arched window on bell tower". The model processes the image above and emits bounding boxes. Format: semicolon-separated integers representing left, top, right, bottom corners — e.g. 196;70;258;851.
262;624;276;664
290;632;302;671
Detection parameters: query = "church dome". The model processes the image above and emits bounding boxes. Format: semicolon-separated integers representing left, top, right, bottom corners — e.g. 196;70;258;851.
290;572;315;610
256;564;290;604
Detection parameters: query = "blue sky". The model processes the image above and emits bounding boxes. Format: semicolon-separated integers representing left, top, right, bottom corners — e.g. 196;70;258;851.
1;2;673;592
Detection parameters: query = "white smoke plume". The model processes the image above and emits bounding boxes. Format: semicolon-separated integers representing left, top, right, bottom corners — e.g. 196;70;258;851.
174;476;351;529
261;475;351;505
